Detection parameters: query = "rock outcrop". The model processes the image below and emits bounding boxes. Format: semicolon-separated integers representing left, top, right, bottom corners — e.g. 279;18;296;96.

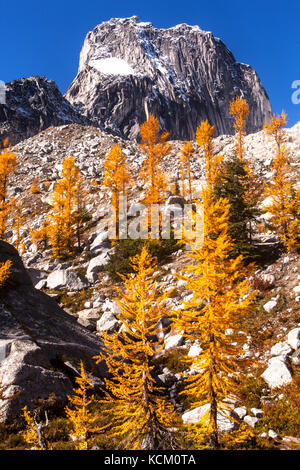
66;16;272;140
0;242;106;423
0;76;88;145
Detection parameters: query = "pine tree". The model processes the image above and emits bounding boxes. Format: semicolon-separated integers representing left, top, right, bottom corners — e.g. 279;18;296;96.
139;114;171;207
65;361;100;450
264;112;300;251
0;139;17;239
94;247;179;450
180;141;194;201
213;155;259;260
177;120;255;449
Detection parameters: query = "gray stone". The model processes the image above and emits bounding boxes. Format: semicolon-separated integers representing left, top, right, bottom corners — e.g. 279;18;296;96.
86;253;109;276
77;309;100;330
234;407;247;420
251;408;263;418
261;357;293;388
287;328;300;351
46;269;88;290
182;404;239;432
244;416;258;428
0;241;107;423
96;311;119;333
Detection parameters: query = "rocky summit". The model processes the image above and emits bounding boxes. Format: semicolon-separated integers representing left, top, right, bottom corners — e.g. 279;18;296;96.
66;16;271;140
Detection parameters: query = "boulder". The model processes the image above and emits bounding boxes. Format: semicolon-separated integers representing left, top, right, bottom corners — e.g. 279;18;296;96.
263;300;277;313
287;328;300;351
182;404;239;432
261;357;293;388
77;309;100;330
244;416;258;428
270;341;293;360
0;241;106;423
234;407;247;420
188;341;202;357
96;311;119;333
46;269;88;291
164;333;184;350
86;253;110;278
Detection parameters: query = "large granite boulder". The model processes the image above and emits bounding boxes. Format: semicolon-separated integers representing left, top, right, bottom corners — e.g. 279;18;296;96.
0;242;106;423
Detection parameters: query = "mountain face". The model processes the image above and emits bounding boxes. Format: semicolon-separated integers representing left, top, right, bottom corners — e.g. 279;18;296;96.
0;76;88;145
66;16;272;140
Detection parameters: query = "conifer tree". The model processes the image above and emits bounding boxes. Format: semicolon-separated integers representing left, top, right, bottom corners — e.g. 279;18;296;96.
180;141;194;201
177;120;255;449
65;361;100;450
94;247;179;450
22;406;49;450
264;112;300;251
139;114;171;206
48;156;84;258
102;144;131;239
0;139;17;239
229;97;249;162
13;199;26;252
213;155;258;260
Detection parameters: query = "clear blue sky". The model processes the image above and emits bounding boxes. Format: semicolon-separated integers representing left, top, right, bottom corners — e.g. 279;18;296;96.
1;0;299;126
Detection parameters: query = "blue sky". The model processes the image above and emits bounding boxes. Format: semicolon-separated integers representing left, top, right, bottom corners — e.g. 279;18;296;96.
1;0;299;126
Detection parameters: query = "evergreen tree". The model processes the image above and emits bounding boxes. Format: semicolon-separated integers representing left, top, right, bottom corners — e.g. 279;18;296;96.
214;154;259;261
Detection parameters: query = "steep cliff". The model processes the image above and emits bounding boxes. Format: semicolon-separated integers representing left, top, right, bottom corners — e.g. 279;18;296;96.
66;16;272;140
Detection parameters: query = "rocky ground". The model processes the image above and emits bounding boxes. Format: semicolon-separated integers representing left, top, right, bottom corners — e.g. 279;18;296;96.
0;121;299;448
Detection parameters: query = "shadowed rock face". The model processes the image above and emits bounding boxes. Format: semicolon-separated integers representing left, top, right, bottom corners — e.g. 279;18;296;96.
66;16;272;140
0;242;106;423
0;76;88;146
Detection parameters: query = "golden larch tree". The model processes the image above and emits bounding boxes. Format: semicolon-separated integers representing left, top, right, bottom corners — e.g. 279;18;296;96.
180;141;194;201
176;120;255;449
264;112;299;251
102;143;131;239
94;247;179;450
22;406;49;450
139;114;171;207
0;139;17;239
48;156;84;258
65;361;100;450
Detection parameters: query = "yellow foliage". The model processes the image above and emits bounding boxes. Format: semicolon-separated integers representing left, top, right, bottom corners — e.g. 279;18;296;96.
264;112;299;251
47;156;85;258
0;260;11;287
65;361;100;450
139;114;171;206
102;144;131;240
0;139;17;239
176;121;255;449
22;406;49;450
94;247;179;450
